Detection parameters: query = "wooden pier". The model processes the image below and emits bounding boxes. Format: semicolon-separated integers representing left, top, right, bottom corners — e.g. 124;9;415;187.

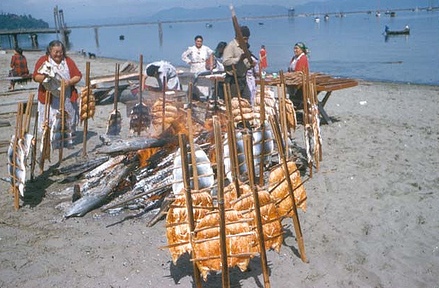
0;6;70;49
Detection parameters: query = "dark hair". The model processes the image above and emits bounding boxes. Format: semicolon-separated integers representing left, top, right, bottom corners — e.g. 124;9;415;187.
240;26;250;38
194;35;203;41
15;47;23;55
146;64;159;77
214;41;227;58
46;40;66;56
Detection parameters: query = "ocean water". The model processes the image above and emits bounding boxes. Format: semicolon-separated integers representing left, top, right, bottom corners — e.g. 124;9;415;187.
4;10;439;85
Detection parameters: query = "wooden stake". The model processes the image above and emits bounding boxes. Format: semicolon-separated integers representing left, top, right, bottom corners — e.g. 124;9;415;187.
231;65;249;131
30;110;38;181
106;63;121;135
114;63;120;115
161;75;167;133
187;84;199;191
243;134;271;287
302;71;313;177
258;71;266;186
12;102;23;210
138;54;143;136
39;92;51;173
23;93;34;136
178;134;202;288
213;116;230;288
82;61;91;157
58;80;65;164
279;71;289;160
224;83;241;197
269;115;308;263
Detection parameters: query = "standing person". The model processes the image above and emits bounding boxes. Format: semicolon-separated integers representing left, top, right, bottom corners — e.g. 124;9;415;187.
181;35;214;74
259;44;268;72
181;35;214;98
287;41;309;108
33;40;82;133
143;60;180;91
222;25;255;101
9;47;29;91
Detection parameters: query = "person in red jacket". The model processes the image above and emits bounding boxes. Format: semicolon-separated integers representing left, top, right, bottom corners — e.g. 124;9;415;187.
33;40;82;133
287;42;310;109
259;44;268;72
9;47;29;91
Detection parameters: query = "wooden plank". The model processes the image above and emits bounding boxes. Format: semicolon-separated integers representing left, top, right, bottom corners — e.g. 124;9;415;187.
90;72;138;85
4;76;33;80
316;79;358;92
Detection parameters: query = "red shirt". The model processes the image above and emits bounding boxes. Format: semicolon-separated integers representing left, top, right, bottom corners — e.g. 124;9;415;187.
33;55;82;104
259;48;268;69
10;54;29;76
289;53;309;73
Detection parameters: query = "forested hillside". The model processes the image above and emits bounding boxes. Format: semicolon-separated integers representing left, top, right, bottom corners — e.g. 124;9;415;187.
0;13;49;30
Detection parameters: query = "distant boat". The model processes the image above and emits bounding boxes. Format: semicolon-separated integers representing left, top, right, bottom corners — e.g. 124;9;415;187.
258;22;264;25
376;10;381;17
205;23;213;28
324;14;329;21
119;35;124;40
314;16;320;23
385;10;396;17
384;25;410;36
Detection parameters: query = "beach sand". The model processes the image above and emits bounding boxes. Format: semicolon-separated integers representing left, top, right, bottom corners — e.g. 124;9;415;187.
0;50;438;288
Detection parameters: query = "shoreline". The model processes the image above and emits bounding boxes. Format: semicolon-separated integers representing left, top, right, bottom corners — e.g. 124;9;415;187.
2;49;439;88
1;49;438;287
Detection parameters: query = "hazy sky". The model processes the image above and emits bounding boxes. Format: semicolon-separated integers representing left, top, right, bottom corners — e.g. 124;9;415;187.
1;0;320;24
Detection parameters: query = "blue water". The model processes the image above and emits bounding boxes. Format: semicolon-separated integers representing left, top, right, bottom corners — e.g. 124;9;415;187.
4;10;439;85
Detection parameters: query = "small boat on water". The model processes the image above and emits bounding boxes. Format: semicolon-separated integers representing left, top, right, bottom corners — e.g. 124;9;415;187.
384;25;410;36
205;23;213;28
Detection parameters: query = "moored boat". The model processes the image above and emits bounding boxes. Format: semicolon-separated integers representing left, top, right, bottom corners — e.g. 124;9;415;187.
384;25;410;36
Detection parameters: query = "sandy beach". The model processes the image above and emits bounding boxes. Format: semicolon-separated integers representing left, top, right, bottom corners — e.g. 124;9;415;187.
0;50;438;288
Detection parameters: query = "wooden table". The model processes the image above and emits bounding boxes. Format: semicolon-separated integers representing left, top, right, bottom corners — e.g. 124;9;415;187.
314;77;358;124
257;73;358;124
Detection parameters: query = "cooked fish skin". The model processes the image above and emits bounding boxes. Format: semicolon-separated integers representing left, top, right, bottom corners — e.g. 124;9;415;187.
172;145;214;195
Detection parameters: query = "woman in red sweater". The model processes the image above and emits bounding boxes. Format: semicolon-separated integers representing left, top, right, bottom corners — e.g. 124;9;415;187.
33;40;82;134
287;42;309;109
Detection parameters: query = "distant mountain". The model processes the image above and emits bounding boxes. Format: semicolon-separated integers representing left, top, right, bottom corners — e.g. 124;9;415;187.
298;0;429;14
137;1;426;23
145;5;289;22
70;0;430;26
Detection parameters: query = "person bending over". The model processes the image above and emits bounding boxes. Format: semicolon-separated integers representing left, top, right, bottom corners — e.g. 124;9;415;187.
143;60;180;91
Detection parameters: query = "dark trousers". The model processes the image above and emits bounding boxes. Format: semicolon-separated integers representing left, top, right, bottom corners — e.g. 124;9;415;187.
287;86;304;109
225;74;251;102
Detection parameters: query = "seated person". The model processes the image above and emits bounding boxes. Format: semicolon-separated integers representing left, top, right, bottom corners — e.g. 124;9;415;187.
9;47;30;90
143;60;180;91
